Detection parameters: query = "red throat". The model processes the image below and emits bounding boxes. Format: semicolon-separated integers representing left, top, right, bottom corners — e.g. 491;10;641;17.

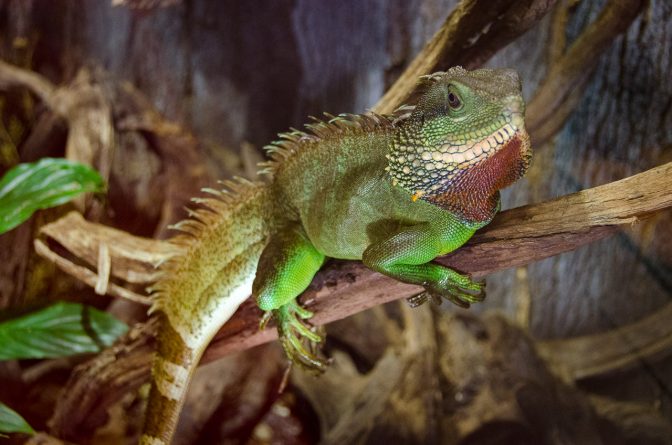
427;131;531;222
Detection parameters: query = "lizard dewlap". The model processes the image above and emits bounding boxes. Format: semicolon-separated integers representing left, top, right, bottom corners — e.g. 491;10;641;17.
141;67;532;445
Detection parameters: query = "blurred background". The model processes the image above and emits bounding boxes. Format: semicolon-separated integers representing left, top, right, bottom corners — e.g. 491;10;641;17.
0;1;670;444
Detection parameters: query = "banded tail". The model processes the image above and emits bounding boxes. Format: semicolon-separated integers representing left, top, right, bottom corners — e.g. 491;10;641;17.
140;179;274;445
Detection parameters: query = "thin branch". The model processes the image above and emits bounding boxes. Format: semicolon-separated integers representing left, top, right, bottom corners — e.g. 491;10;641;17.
0;59;57;108
37;211;182;284
34;239;152;305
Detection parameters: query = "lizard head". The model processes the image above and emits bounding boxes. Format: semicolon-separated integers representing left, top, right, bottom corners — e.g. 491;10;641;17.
387;67;532;221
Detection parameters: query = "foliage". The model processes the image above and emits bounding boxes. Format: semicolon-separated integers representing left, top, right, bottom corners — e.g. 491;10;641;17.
0;402;34;436
0;302;128;360
0;158;104;234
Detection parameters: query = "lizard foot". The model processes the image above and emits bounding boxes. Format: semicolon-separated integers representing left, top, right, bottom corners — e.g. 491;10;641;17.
407;270;485;309
260;300;328;373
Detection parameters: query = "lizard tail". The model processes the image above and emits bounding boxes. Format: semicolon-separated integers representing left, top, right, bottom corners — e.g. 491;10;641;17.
140;179;274;445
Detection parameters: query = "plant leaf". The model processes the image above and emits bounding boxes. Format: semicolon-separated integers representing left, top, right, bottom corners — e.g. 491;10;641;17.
0;158;104;234
0;402;34;435
0;302;128;360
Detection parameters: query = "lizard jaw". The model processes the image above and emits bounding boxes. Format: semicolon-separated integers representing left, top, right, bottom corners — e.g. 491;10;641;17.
433;116;524;174
386;110;530;195
432;95;528;178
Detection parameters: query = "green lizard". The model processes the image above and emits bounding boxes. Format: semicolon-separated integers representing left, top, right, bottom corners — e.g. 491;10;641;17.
140;67;532;444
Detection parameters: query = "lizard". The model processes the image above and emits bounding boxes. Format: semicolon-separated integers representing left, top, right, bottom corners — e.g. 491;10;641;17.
139;66;532;445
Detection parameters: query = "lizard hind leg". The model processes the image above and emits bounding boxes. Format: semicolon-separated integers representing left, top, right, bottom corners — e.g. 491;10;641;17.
253;223;328;372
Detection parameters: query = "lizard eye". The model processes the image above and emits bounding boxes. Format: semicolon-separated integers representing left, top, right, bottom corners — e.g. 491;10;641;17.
447;91;462;110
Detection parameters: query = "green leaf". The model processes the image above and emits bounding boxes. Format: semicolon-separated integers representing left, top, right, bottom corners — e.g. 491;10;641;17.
0;158;104;234
0;402;34;435
0;302;128;360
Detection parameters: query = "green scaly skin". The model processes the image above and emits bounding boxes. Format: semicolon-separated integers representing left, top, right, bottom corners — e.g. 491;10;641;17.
255;67;531;370
140;67;531;444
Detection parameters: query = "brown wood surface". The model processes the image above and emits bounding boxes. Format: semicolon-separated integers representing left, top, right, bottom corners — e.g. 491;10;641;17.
538;300;672;381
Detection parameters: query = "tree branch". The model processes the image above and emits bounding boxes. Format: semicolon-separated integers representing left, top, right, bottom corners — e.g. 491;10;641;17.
202;161;672;362
0;59;57;108
36;162;672;363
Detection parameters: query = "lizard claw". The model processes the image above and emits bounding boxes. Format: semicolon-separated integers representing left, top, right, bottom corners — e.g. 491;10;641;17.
406;291;441;308
261;300;329;373
408;272;486;308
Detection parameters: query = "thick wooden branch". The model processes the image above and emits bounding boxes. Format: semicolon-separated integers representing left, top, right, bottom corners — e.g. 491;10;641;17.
36;163;672;363
202;161;672;362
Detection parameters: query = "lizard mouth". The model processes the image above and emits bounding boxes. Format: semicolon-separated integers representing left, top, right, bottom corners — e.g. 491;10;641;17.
435;117;525;168
450;116;529;169
419;110;530;195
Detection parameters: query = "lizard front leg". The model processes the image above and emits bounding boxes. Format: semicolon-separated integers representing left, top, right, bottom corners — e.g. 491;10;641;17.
253;223;327;371
362;222;484;308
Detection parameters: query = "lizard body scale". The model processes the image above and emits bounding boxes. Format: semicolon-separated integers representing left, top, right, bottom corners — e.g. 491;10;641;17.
140;67;532;444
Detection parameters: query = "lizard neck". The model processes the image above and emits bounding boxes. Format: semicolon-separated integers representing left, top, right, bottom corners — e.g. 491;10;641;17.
388;120;531;224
